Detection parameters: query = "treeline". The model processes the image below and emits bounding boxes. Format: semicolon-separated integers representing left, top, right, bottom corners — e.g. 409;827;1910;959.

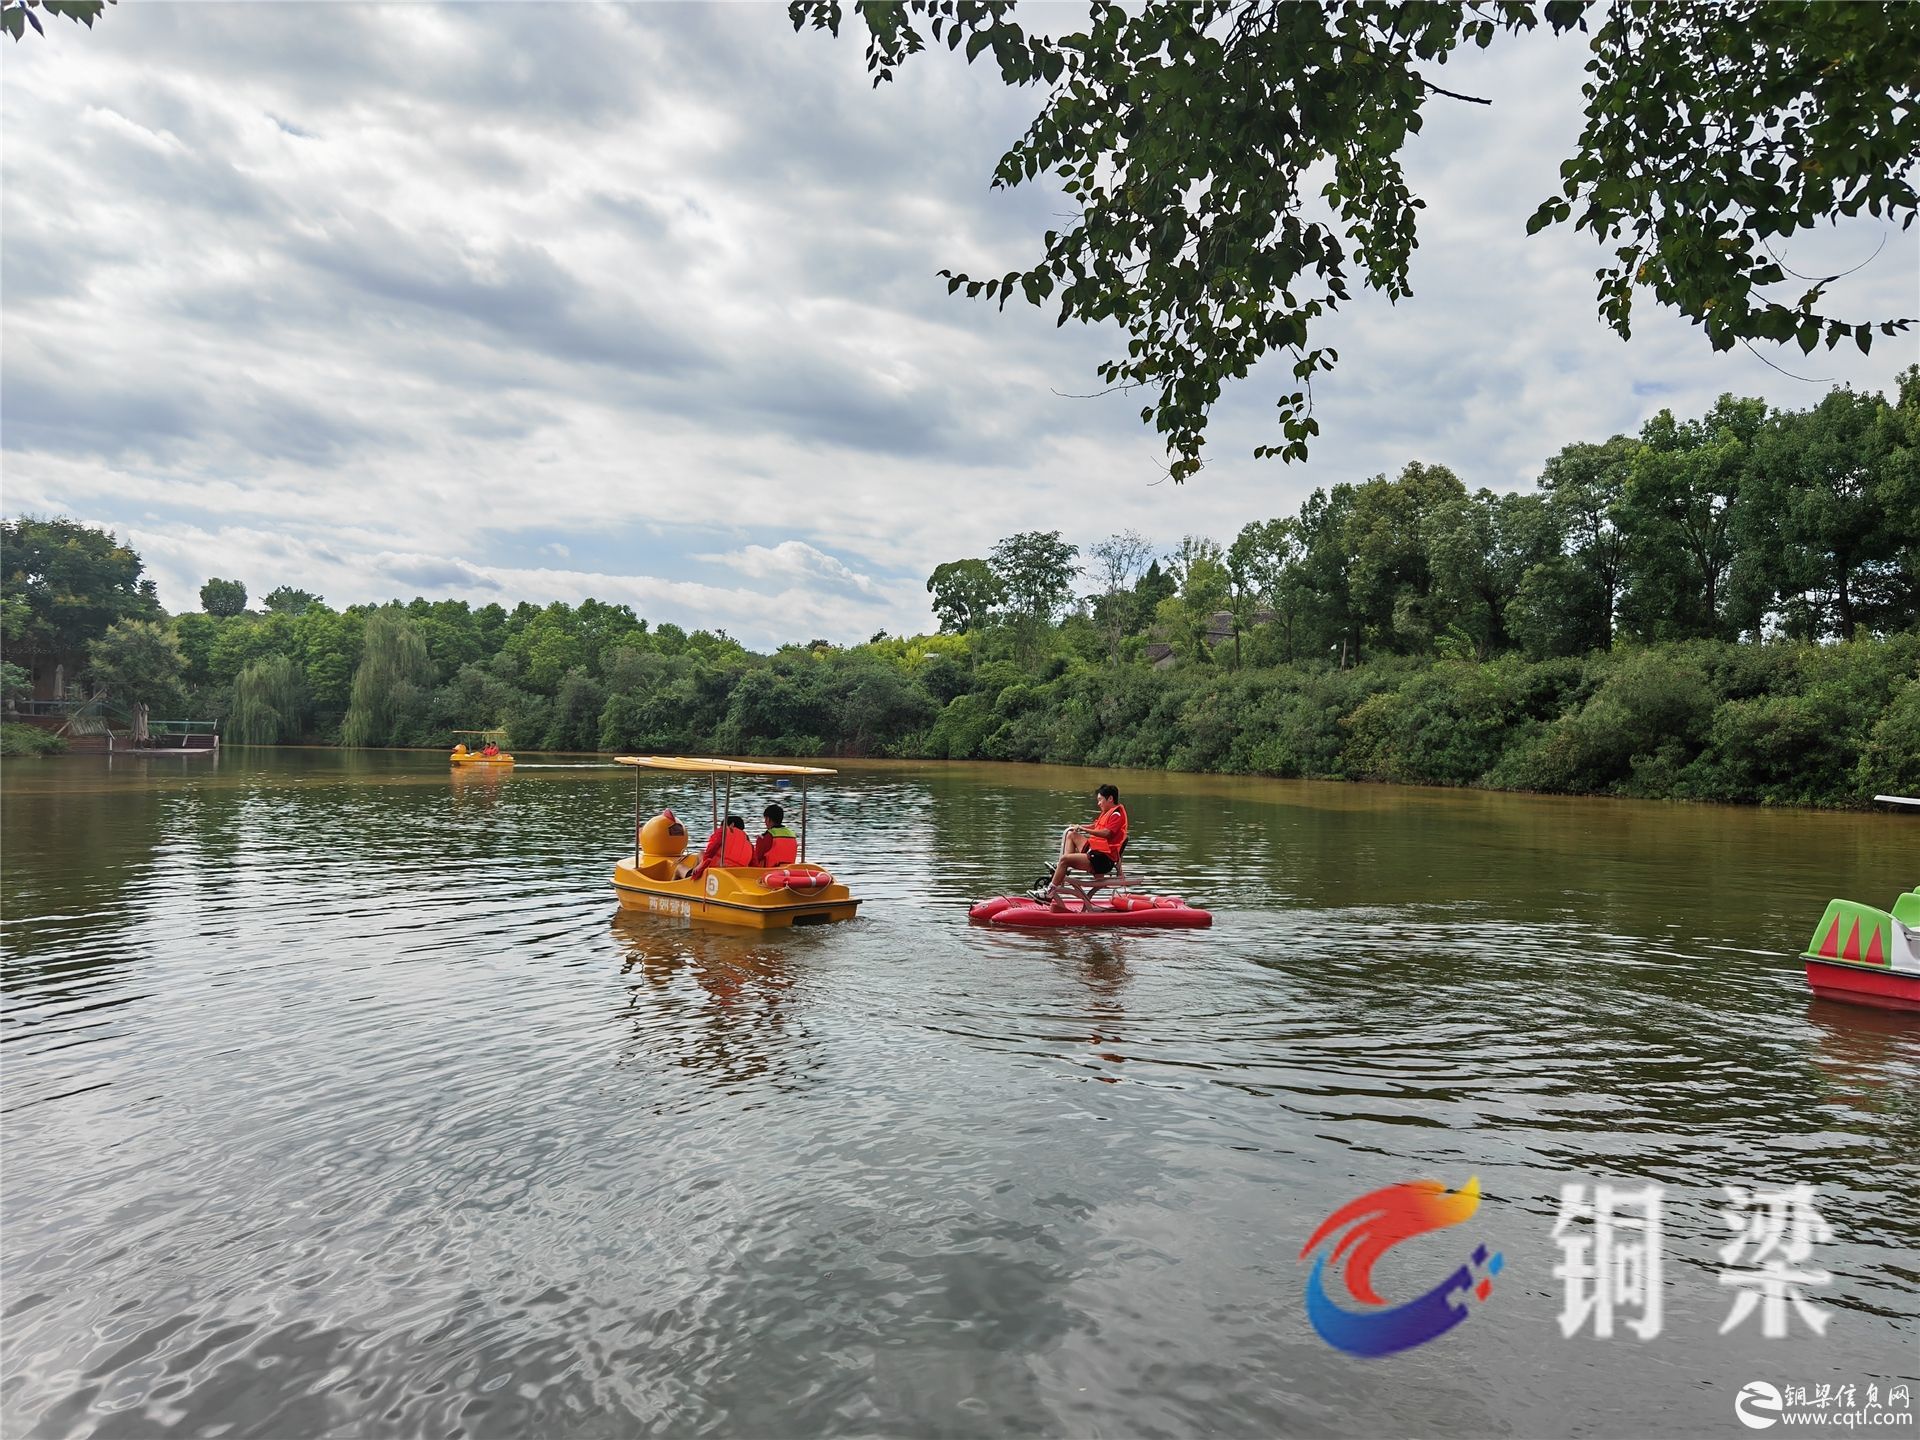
3;375;1916;803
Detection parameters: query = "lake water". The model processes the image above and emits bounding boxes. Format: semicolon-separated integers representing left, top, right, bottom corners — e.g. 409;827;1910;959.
2;751;1916;1438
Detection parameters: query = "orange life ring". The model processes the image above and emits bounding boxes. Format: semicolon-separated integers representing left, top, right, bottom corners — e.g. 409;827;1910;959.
761;868;833;894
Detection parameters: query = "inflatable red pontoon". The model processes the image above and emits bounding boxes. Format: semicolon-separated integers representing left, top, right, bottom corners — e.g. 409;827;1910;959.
968;893;1213;929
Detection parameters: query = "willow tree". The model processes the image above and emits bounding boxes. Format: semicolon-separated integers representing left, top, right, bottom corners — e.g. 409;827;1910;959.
228;654;309;746
340;611;432;748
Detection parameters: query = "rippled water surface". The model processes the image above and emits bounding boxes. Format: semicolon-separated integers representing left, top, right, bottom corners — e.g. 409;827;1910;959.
3;752;1916;1438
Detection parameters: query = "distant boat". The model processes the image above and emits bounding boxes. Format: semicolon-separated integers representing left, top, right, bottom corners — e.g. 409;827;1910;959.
1872;795;1920;811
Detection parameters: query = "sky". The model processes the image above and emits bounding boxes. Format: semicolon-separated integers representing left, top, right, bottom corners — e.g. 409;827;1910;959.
3;2;1915;648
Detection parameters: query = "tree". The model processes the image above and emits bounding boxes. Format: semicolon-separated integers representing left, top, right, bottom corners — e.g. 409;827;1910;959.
1346;462;1468;653
87;619;184;743
1292;484;1361;665
1538;436;1634;647
1620;396;1764;640
1;517;153;667
263;586;323;615
1236;518;1297;672
199;577;248;617
792;1;1919;477
1087;530;1155;658
926;558;1005;633
1741;375;1920;639
987;531;1079;640
2;0;113;42
340;610;433;747
1423;490;1560;657
228;654;309;745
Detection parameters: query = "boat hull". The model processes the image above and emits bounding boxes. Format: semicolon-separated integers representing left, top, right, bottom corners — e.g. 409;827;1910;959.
968;894;1212;929
450;754;514;767
611;859;859;929
1800;892;1920;1014
1805;958;1920;1013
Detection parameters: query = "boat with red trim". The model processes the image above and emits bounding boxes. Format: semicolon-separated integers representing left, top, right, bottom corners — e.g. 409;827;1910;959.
1802;890;1920;1013
968;893;1212;929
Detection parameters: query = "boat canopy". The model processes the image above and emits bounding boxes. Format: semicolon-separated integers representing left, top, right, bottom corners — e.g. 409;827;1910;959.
615;756;837;777
452;729;510;738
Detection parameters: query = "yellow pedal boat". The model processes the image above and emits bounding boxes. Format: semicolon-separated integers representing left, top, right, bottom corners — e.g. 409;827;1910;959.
611;756;860;929
450;729;514;767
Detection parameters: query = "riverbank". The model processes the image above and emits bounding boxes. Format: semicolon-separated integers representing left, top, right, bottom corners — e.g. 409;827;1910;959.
208;633;1919;811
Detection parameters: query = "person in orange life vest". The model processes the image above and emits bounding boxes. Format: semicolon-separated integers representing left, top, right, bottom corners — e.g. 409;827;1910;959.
751;804;799;867
678;814;753;880
481;741;500;757
1037;784;1128;906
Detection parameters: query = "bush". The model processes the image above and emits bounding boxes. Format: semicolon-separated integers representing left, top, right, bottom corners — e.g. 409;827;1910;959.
1857;679;1920;796
0;722;66;757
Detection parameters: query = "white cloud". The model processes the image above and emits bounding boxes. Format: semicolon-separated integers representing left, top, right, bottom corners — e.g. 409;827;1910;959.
4;4;1915;651
693;541;881;597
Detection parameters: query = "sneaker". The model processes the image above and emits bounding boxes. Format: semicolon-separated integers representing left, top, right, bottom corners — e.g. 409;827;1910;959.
1027;881;1053;902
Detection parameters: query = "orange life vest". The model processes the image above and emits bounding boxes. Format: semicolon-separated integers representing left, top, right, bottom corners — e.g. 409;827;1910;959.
1086;804;1128;857
708;827;754;867
761;827;799;866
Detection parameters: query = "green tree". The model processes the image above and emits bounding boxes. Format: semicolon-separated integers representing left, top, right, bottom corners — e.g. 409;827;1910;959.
1424;490;1559;658
208;614;297;686
1347;462;1468;653
1164;535;1231;663
1086;530;1155;659
793;0;1919;476
199;577;249;617
1621;396;1764;640
1230;516;1303;663
543;667;607;751
1741;376;1920;640
228;654;309;745
295;608;363;713
502;602;589;693
340;610;433;747
1538;436;1634;648
988;531;1079;652
170;612;222;690
926;558;1005;633
263;586;323;615
1;659;32;712
1293;484;1361;665
87;619;185;743
1;517;154;669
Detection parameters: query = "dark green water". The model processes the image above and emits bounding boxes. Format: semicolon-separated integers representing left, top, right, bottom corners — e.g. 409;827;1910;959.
2;751;1915;1438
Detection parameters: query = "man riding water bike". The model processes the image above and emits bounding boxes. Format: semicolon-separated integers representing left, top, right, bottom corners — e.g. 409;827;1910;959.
1033;784;1128;910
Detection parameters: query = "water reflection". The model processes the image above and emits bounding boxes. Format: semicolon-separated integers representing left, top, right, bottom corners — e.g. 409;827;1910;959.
448;764;508;811
610;914;815;1094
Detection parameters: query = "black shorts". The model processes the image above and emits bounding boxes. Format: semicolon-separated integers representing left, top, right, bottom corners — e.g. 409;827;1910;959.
1088;850;1115;875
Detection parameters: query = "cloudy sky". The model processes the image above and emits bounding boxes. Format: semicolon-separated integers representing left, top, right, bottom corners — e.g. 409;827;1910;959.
4;3;1915;647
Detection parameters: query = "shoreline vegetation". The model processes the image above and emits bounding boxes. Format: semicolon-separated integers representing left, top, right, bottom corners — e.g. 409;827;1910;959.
4;379;1916;808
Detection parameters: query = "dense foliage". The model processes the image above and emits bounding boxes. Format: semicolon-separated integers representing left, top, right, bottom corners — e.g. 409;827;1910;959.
0;721;66;757
1;517;159;664
792;0;1920;476
3;379;1915;805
